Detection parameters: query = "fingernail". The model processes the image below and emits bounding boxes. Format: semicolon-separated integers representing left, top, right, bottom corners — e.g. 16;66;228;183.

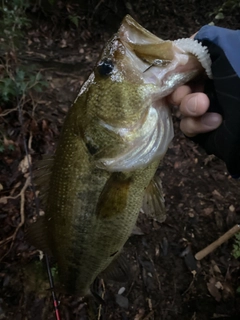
186;96;197;114
201;113;222;128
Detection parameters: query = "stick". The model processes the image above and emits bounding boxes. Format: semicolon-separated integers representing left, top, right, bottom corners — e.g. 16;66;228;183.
195;224;240;260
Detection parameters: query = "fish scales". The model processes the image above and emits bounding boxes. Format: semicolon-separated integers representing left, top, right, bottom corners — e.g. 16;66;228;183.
30;15;212;295
46;80;161;293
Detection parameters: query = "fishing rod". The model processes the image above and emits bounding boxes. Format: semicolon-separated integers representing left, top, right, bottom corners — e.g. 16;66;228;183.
18;103;61;320
45;254;61;320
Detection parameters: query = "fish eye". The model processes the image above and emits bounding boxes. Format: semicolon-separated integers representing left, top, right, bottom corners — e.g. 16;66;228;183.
97;59;114;76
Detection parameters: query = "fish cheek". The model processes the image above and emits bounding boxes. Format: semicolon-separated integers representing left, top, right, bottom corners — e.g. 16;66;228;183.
96;173;132;219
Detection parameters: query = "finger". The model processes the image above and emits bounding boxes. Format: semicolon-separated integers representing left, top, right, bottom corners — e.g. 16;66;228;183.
190;32;198;39
168;85;192;105
180;112;223;137
179;92;210;117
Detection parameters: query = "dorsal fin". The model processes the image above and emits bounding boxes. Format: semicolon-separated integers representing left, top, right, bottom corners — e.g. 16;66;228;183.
25;216;52;255
142;174;166;222
34;155;54;205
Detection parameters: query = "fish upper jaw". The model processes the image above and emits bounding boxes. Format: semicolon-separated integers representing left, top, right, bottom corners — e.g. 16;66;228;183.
118;15;212;89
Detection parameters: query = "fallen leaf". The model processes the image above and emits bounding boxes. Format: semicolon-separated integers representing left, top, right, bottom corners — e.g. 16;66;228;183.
203;207;214;216
204;155;215;165
212;190;223;199
134;309;145;320
215;281;223;290
115;294;129;309
211;262;221;275
0;197;8;204
132;225;144;235
18;155;32;173
222;281;235;300
207;278;222;302
118;287;125;295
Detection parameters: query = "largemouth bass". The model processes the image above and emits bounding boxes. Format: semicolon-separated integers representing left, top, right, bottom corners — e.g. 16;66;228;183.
29;15;212;295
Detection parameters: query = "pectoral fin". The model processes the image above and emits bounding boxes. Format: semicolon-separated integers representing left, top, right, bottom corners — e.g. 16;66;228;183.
96;173;132;219
142;174;166;222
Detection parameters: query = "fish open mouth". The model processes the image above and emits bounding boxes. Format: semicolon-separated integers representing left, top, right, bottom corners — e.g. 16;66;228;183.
119;15;212;80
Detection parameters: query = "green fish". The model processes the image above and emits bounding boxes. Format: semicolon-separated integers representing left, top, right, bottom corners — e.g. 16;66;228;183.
28;15;212;295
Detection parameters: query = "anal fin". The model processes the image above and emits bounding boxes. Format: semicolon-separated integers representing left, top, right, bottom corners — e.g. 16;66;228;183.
142;174;166;222
100;253;131;283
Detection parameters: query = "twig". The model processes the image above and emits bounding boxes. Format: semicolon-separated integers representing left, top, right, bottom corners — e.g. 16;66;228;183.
97;279;105;320
0;176;30;260
126;281;135;297
142;310;154;320
92;0;105;16
181;276;195;296
0;108;18;117
195;224;240;260
0;235;15;246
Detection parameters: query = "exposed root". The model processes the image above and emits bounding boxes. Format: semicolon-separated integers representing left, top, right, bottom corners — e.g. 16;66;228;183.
0;107;18;117
0;176;30;260
142;310;154;320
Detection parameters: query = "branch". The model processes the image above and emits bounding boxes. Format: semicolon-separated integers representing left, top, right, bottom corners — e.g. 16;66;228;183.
195;224;240;260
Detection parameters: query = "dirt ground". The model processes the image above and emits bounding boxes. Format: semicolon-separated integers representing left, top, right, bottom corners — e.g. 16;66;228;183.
0;1;240;319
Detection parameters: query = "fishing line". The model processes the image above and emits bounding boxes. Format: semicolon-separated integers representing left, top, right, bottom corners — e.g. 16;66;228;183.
45;253;61;320
17;101;61;320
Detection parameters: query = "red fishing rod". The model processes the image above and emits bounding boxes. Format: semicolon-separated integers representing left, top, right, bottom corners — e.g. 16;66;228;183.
45;254;61;320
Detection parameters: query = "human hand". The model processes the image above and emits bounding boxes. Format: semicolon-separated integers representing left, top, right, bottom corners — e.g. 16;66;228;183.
171;26;240;176
169;85;222;137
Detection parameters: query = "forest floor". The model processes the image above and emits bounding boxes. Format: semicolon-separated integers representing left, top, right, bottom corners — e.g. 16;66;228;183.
0;1;240;319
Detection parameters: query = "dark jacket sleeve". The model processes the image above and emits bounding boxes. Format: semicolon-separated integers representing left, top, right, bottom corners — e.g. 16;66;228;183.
191;26;240;176
195;26;240;77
